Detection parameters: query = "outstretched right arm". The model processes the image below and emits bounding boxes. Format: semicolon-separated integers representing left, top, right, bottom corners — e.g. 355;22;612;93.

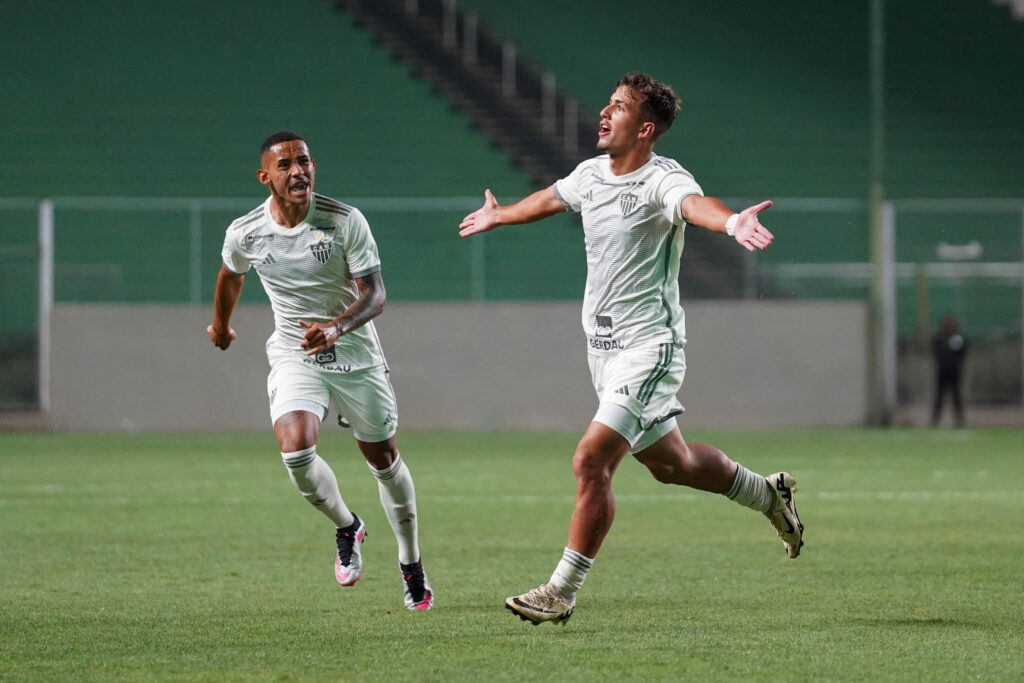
458;187;565;237
207;265;244;350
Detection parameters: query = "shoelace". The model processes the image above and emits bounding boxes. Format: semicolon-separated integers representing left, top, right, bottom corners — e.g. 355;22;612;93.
524;585;560;605
401;563;427;602
335;526;359;565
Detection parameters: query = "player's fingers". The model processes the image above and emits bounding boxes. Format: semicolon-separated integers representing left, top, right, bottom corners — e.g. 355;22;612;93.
484;189;495;205
305;343;327;356
300;335;323;352
747;229;769;246
298;319;313;329
745;199;773;215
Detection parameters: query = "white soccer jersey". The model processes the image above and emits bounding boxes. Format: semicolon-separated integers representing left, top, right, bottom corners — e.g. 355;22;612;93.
222;193;386;373
553;153;703;354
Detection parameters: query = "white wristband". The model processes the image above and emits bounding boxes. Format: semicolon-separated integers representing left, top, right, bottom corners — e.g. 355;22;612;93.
725;213;739;237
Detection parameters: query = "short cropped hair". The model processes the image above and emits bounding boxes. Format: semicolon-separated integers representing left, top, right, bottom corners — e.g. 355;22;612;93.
260;130;305;157
617;73;681;139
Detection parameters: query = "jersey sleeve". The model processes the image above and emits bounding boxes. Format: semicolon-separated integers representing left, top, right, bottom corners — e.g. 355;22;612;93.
656;169;704;225
552;161;588;213
221;225;251;275
341;208;381;279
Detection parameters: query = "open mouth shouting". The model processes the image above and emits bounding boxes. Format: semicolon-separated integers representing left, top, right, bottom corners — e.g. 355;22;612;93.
289;179;311;198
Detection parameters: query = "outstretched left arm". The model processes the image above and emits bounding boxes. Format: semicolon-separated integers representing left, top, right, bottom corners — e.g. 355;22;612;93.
299;271;387;355
680;195;774;252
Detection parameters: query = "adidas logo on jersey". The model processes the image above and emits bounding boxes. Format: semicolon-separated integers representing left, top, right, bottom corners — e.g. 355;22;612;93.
615;386;630;396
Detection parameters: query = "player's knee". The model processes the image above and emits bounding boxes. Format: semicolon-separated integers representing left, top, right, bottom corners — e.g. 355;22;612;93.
572;447;613;487
274;411;318;452
638;445;695;486
357;439;399;470
278;433;316;453
645;461;677;485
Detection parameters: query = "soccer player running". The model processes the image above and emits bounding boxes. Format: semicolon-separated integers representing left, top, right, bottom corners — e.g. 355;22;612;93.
208;131;433;610
459;73;803;625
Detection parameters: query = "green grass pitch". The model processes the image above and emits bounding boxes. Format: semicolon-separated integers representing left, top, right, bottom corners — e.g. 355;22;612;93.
1;428;1022;681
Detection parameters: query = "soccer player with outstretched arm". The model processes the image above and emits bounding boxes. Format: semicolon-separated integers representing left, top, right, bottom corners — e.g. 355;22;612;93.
208;131;433;610
459;73;803;625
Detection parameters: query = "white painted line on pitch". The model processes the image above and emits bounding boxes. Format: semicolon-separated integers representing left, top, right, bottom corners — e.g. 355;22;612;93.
816;490;1023;501
426;490;1024;505
1;489;1021;507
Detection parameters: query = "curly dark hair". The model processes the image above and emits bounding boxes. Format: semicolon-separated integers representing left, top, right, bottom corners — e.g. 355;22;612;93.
616;72;681;140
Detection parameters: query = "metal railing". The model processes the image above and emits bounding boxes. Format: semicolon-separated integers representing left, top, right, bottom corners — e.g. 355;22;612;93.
2;195;1022;416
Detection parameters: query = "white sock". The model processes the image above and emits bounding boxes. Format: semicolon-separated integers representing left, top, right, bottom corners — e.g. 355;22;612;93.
549;547;593;603
369;453;420;565
726;464;773;514
281;447;355;528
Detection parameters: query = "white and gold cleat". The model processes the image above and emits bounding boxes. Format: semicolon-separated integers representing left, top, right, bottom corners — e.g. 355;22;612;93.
765;472;804;558
505;583;575;625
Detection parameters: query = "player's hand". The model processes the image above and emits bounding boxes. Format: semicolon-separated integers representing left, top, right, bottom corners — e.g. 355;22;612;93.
458;189;501;237
299;319;341;355
733;200;774;252
207;323;236;350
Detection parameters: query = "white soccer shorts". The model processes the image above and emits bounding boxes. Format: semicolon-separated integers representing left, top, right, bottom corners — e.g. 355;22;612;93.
588;341;686;453
267;357;398;442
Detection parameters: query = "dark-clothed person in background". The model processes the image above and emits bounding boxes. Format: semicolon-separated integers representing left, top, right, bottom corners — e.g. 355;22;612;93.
932;314;967;427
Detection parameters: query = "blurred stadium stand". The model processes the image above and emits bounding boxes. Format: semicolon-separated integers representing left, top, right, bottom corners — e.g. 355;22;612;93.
336;0;748;299
992;0;1024;20
0;0;1022;419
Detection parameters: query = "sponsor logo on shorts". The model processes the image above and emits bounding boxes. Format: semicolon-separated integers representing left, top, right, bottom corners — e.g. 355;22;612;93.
314;347;337;364
301;355;352;373
589;337;625;351
595;315;614;338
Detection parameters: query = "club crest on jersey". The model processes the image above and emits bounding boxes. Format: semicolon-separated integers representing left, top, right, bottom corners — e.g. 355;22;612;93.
618;191;639;216
310;240;333;264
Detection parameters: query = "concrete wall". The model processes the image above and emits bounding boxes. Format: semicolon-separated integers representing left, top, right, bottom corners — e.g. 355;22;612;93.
49;301;867;431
